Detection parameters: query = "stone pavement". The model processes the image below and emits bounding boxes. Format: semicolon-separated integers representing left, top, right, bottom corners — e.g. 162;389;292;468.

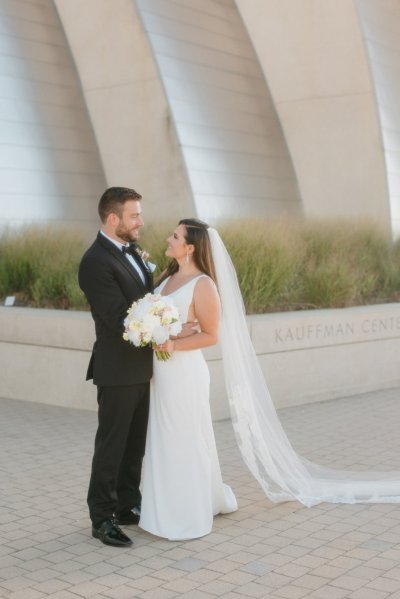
1;388;400;599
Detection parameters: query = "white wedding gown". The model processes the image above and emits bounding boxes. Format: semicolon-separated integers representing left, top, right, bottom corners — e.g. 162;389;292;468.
139;275;237;540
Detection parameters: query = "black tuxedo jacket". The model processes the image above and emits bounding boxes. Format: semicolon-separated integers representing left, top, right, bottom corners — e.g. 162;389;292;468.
79;232;154;386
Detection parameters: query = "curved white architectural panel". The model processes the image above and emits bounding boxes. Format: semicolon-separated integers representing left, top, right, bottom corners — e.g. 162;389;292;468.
236;0;390;230
356;0;400;237
0;0;106;231
135;0;302;221
54;0;194;223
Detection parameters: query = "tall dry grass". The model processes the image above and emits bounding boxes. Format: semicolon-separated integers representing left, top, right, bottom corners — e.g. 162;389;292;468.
1;220;400;312
0;226;87;309
143;219;400;312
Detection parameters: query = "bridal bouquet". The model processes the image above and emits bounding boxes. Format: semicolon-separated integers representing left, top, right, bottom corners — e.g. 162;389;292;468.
123;293;182;361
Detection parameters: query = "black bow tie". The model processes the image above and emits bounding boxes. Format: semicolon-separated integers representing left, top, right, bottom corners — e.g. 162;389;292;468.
122;243;138;256
122;242;151;278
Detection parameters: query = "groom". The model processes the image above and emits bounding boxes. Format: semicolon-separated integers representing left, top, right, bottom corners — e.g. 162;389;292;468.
79;187;153;547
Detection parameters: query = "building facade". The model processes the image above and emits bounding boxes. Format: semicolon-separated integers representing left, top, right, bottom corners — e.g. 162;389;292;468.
1;0;399;235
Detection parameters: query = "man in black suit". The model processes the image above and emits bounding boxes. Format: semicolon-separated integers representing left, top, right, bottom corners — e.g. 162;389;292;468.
79;187;153;547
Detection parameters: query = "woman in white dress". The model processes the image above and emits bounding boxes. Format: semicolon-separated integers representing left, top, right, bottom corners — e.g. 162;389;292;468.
139;219;237;541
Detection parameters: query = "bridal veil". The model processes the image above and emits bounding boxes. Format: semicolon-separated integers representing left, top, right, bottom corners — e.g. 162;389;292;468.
208;227;400;506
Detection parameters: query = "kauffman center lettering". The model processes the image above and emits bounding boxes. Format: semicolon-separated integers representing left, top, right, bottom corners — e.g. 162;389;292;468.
273;314;400;348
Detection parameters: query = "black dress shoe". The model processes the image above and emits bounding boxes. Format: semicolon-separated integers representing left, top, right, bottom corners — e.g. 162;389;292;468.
92;518;133;547
115;505;141;525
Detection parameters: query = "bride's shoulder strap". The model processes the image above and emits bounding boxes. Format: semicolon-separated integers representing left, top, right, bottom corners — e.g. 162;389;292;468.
193;274;218;296
194;273;215;286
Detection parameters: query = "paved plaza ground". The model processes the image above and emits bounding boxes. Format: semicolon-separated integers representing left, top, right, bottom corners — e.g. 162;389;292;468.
2;388;400;599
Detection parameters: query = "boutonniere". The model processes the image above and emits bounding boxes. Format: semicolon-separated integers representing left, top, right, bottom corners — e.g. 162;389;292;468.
136;247;157;273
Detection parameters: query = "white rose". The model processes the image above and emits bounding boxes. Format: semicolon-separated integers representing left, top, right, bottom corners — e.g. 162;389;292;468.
142;313;161;331
126;329;141;346
141;330;152;344
152;326;169;344
128;319;141;331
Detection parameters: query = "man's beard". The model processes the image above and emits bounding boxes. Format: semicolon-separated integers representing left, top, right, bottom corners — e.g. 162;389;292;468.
116;223;139;243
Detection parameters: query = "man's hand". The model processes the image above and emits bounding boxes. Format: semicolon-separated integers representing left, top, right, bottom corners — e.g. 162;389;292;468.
173;321;199;339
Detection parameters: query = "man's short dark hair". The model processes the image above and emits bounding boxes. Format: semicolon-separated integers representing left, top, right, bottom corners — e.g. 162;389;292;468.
98;187;142;223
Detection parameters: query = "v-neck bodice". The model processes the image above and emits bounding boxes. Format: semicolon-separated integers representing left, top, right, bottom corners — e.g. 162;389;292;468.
156;275;206;323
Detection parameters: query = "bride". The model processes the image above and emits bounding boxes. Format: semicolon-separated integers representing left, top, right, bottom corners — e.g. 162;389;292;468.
139;219;238;540
140;217;400;541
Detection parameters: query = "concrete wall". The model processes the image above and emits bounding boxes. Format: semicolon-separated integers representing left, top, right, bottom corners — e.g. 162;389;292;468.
1;304;400;420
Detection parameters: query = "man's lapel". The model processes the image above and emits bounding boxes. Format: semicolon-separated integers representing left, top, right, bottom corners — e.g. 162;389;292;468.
97;232;147;290
145;267;154;292
131;249;154;291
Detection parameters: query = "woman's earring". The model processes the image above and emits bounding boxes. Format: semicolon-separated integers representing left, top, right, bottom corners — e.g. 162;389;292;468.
185;253;189;264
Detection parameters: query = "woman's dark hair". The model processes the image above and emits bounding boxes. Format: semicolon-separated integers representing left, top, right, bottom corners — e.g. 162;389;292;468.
98;186;142;223
157;218;217;285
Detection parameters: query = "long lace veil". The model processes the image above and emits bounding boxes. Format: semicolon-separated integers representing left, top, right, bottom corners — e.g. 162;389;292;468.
208;227;400;506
